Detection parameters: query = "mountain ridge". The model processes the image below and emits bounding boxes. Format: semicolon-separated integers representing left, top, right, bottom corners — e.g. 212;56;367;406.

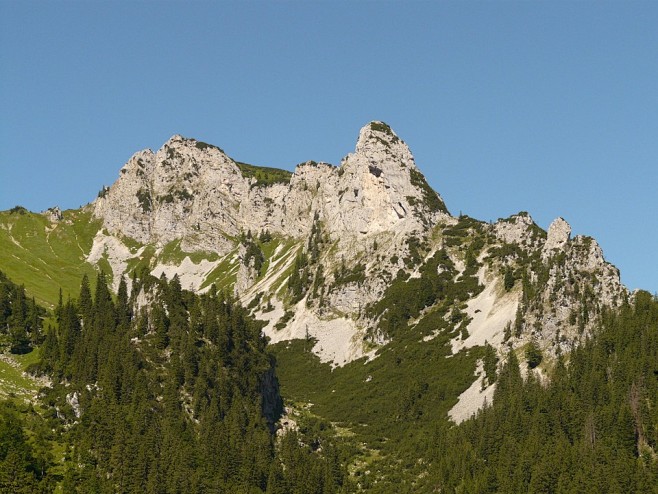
93;121;447;251
1;122;627;416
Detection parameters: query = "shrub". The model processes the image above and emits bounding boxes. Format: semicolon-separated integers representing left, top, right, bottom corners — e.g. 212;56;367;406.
136;188;152;213
9;205;28;215
526;342;543;369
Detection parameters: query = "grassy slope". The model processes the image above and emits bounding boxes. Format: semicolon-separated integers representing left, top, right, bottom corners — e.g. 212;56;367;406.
0;336;43;401
0;352;41;401
0;209;101;307
0;207;258;306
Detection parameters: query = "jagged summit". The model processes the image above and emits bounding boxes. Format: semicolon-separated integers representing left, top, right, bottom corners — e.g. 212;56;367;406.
354;121;413;163
348;122;419;182
163;133;188;145
543;217;571;259
93;121;448;251
82;121;627;385
0;118;631;431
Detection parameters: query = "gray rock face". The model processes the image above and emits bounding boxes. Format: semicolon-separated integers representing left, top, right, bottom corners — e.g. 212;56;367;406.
520;231;626;356
42;206;63;223
234;242;260;295
94;137;244;252
93;122;447;253
492;213;540;246
542;217;571;259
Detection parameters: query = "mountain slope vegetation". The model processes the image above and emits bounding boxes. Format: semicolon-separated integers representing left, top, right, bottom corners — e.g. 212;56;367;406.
16;272;347;493
0;209;100;307
273;292;658;492
0;122;655;492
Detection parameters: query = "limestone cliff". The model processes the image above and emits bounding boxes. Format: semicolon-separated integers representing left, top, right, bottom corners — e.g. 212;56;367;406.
94;122;446;252
90;121;626;375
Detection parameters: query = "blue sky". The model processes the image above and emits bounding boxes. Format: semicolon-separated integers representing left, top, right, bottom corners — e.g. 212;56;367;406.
1;1;656;293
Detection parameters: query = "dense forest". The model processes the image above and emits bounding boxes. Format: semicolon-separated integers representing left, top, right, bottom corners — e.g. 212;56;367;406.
426;291;658;493
1;272;347;493
1;268;657;492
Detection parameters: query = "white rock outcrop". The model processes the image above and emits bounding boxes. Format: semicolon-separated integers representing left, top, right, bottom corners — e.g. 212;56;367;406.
492;213;539;246
42;206;63;223
93;122;448;254
542;217;571;259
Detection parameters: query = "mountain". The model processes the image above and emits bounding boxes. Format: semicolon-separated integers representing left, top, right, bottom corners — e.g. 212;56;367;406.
94;121;445;250
90;122;626;357
2;121;626;384
1;121;656;492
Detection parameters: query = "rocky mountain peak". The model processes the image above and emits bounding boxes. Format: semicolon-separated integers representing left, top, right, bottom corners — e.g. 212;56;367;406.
17;120;623;383
329;121;447;230
93;122;448;251
353;121;416;168
162;134;186;146
542;217;571;259
356;121;401;147
493;212;540;245
88;122;628;374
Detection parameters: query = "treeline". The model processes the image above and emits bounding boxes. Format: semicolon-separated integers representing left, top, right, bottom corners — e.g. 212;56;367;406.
36;272;347;493
424;291;658;493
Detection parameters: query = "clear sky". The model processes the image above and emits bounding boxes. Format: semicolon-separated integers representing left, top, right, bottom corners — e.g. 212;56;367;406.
1;1;656;294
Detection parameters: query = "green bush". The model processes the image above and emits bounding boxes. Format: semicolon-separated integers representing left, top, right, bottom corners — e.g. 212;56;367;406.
136;188;152;212
235;161;292;187
525;341;542;369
